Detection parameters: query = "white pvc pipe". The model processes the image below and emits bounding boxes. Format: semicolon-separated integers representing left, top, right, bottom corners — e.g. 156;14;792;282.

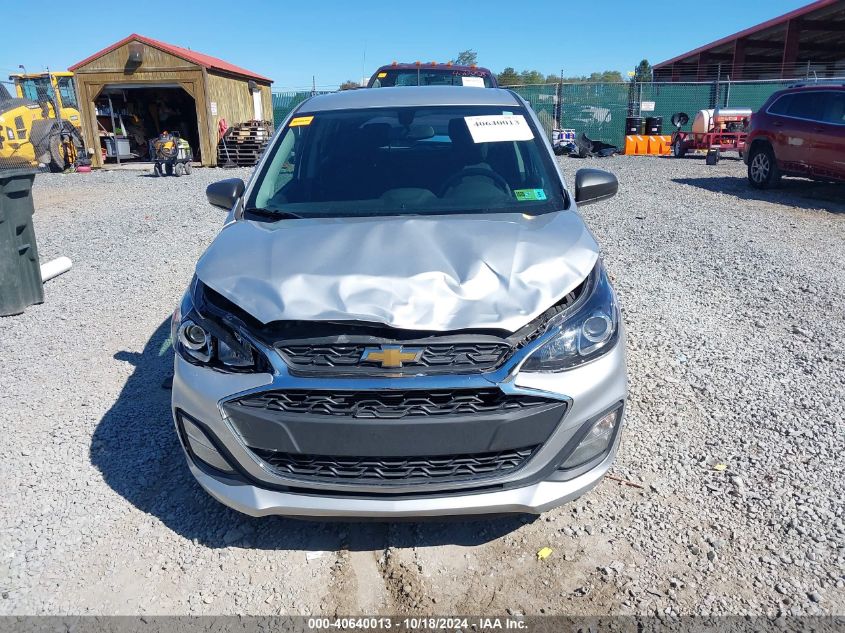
41;257;72;282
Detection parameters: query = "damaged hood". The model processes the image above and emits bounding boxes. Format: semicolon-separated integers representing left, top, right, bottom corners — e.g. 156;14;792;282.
195;211;598;333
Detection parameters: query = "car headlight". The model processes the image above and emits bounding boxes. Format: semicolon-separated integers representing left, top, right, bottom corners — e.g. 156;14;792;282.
171;280;269;373
521;261;619;372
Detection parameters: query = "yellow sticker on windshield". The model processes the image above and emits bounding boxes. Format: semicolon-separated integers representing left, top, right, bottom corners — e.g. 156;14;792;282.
377;72;387;78
290;115;314;127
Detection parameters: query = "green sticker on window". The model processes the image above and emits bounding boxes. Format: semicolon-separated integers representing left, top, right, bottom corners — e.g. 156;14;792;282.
514;189;547;201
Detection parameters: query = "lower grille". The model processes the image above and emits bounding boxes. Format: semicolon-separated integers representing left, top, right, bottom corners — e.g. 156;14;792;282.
251;446;538;484
232;388;554;419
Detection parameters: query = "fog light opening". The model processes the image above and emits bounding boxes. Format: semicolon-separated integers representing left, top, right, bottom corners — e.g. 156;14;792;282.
559;407;622;470
181;415;235;474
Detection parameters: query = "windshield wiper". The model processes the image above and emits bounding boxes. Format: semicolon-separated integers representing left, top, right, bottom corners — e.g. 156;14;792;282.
243;207;304;220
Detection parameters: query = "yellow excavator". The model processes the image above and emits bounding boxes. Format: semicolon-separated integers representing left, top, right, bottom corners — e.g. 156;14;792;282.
1;71;86;171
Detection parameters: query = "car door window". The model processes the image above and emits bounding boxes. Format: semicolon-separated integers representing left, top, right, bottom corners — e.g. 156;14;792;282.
768;94;792;115
786;93;824;121
254;126;298;208
821;92;845;125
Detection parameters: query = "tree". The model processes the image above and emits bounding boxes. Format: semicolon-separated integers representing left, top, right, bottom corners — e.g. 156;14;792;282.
496;67;520;86
455;49;478;66
519;69;547;84
339;79;360;90
592;70;624;82
496;67;625;86
634;59;652;82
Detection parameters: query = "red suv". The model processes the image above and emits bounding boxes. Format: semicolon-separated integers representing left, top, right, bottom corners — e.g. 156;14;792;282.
745;84;845;188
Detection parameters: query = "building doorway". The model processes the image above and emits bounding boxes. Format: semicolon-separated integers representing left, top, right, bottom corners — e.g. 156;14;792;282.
95;85;200;163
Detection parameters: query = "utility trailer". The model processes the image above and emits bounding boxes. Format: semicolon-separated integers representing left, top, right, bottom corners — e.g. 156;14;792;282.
670;109;751;165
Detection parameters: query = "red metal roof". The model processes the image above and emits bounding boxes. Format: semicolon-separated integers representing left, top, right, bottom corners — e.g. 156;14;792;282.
654;0;840;68
69;33;272;83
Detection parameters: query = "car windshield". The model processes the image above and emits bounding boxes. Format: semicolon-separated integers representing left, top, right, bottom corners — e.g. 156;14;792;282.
370;70;493;88
248;105;566;220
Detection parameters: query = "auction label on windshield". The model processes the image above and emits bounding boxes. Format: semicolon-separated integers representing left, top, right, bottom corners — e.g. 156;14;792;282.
464;114;534;143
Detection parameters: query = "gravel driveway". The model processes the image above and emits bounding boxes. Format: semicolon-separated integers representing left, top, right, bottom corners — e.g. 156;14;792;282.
1;157;843;617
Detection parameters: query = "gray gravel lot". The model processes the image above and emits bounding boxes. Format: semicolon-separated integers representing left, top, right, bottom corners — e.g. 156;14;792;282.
0;157;843;616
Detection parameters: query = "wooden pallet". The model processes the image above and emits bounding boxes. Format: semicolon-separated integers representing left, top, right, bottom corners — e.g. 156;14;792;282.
217;120;273;166
217;146;264;167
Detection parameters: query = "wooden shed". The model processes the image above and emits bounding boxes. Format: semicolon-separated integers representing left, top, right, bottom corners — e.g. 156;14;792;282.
69;33;273;167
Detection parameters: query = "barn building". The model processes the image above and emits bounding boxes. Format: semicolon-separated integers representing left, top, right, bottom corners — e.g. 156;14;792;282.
654;0;845;81
69;34;273;167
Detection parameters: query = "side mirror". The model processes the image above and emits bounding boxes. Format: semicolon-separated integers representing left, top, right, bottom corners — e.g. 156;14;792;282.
574;168;618;206
206;178;245;210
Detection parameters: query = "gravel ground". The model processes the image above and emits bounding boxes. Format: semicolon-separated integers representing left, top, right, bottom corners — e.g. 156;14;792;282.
1;157;843;617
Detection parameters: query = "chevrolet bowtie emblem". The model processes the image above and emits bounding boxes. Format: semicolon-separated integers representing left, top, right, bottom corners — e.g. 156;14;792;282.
361;345;423;368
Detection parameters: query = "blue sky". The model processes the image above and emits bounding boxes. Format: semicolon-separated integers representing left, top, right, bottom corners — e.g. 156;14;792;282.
1;0;806;89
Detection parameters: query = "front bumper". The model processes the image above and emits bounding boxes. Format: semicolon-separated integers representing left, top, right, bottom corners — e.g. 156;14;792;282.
186;433;620;518
171;333;627;518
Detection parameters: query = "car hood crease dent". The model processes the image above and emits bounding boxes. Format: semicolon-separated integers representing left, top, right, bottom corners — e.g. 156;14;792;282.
195;211;598;333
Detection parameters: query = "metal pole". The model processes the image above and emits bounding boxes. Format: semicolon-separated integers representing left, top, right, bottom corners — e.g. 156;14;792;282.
556;68;563;128
361;41;366;87
715;63;722;110
638;79;643;117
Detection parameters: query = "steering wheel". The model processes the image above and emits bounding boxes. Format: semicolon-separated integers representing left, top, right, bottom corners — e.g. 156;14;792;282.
440;167;512;198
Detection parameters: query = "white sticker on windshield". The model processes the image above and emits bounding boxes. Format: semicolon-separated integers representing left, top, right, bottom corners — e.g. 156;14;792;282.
461;76;485;88
464;114;534;143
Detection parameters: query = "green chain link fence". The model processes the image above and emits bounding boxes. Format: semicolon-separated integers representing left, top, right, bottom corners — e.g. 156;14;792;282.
499;84;559;139
272;78;844;149
271;90;335;126
507;77;845;148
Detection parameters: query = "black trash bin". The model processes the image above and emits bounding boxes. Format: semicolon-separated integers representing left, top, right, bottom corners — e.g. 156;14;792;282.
0;168;43;316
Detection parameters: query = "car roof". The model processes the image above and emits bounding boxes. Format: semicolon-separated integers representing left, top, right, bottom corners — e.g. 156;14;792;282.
301;86;522;112
376;63;493;74
778;82;845;94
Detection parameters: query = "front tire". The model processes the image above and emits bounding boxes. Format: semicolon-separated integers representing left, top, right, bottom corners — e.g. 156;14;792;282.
748;144;781;189
673;137;687;158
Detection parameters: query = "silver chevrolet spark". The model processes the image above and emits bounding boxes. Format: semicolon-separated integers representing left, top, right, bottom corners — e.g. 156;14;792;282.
171;87;626;518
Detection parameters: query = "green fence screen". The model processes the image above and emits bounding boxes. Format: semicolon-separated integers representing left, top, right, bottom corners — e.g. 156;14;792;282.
503;84;559;139
507;78;844;148
272;78;844;149
271;90;334;126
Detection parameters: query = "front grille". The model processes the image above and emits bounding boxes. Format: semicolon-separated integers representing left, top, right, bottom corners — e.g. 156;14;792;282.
251;446;538;484
277;342;512;376
231;388;554;419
